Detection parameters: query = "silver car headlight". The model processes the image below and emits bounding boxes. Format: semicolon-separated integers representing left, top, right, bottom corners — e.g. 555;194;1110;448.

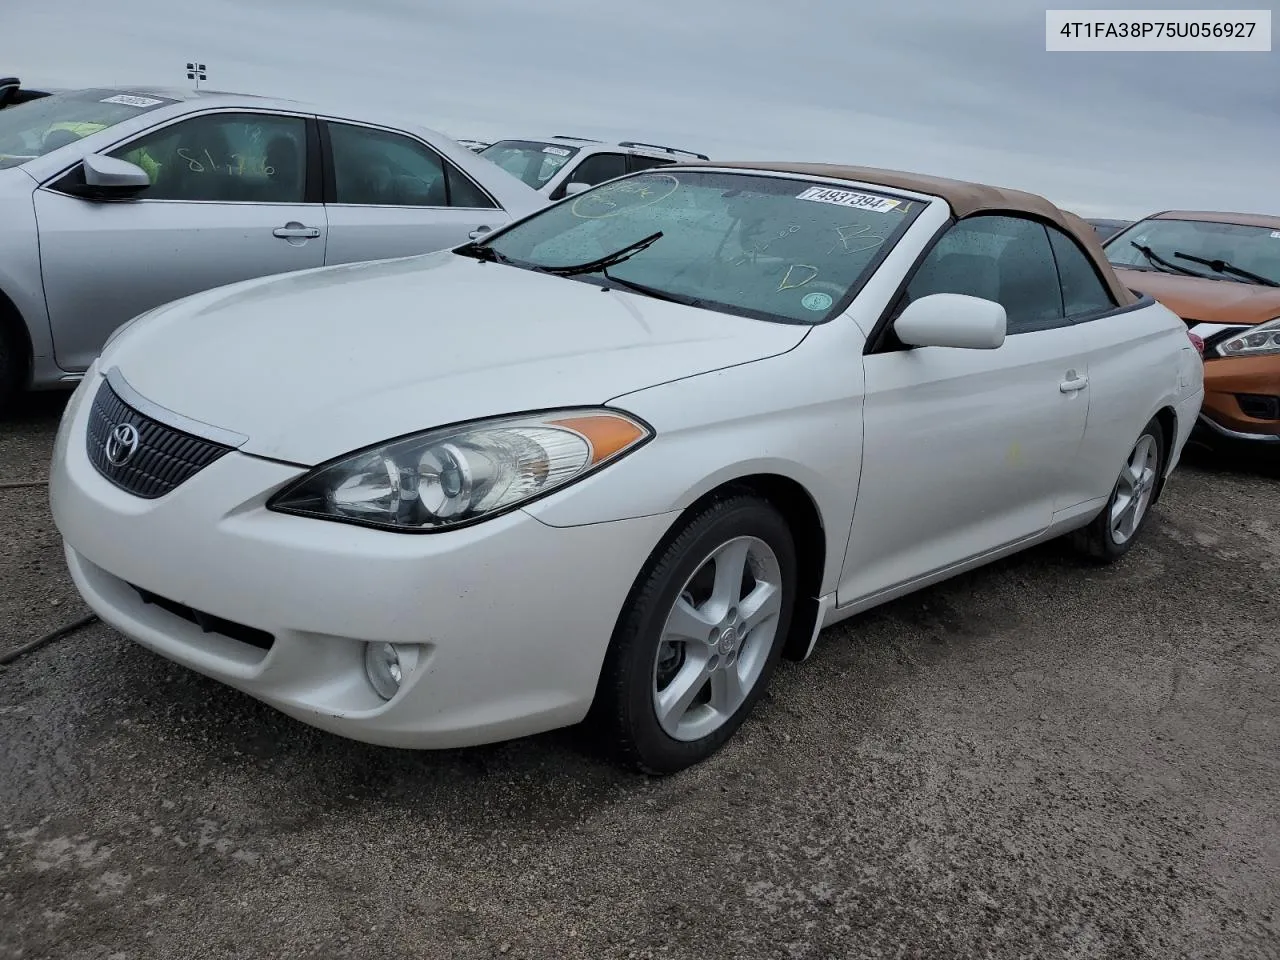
1216;317;1280;358
267;408;652;532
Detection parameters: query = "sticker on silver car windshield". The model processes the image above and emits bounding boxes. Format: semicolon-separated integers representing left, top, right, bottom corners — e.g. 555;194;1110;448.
542;146;572;156
1271;230;1280;239
801;291;833;311
100;94;164;108
796;186;900;213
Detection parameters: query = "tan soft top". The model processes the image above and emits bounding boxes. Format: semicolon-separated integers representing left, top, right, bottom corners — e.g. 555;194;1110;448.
692;160;1138;307
1152;209;1280;230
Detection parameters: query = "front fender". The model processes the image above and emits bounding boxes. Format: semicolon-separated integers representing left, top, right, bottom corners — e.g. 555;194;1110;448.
521;326;866;596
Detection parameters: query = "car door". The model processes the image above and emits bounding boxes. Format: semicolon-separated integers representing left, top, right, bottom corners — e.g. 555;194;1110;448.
547;151;629;200
839;214;1091;606
34;109;325;373
320;119;503;265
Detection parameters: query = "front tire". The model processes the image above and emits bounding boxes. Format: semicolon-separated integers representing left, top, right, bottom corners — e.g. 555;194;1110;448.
593;494;798;775
1070;417;1166;563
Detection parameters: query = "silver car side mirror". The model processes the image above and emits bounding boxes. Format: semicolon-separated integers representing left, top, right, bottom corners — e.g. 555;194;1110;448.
82;153;151;191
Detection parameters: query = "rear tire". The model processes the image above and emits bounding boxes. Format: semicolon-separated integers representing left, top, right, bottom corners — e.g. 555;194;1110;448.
592;494;797;775
0;320;21;412
1070;417;1166;564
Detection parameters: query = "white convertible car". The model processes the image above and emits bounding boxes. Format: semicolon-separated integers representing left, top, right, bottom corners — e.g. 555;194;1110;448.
49;162;1205;774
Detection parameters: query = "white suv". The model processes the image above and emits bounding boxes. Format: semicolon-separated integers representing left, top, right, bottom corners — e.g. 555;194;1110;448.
478;136;709;200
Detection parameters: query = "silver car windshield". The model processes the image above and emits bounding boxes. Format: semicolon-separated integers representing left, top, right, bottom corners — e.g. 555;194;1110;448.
0;89;176;169
480;170;925;325
479;140;580;188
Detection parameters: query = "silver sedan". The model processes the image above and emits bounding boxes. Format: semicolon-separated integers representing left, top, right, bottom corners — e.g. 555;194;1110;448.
0;86;545;407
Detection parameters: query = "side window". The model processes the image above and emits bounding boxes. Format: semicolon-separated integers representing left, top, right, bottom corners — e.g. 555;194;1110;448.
1047;225;1116;318
905;214;1065;334
444;163;498;209
627;155;675;173
328;122;448;207
109;112;307;203
564;152;628;190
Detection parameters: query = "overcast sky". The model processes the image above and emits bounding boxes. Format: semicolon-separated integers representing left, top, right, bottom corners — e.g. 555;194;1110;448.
4;0;1276;218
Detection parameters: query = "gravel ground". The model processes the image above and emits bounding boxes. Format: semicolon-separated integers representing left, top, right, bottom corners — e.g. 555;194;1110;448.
1;393;1278;960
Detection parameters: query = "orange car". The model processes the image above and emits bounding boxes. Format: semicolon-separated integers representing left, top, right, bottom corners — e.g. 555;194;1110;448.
1102;210;1280;454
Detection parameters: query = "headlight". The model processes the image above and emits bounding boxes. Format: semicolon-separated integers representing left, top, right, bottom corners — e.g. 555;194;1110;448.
267;408;652;532
1216;317;1280;358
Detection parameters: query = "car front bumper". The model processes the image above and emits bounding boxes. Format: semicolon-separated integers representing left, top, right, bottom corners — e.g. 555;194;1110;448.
50;370;678;749
1195;355;1280;450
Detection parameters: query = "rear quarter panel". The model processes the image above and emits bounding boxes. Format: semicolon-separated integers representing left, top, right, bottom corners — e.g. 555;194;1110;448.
1075;298;1200;496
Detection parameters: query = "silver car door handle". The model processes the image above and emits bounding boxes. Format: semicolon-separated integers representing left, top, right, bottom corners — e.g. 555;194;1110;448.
273;225;321;239
468;225;492;240
1060;374;1089;393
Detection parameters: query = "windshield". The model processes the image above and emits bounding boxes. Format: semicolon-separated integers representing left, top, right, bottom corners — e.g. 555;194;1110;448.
479;139;581;188
477;170;924;324
1105;217;1280;285
0;89;176;169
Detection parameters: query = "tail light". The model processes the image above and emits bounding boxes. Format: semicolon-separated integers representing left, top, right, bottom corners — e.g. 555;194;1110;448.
1187;331;1204;355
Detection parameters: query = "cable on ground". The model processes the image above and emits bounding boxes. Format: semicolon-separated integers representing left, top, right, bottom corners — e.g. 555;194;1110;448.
0;613;100;667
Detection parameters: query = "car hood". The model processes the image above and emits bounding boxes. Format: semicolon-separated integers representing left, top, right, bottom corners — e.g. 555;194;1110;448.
103;252;809;465
1114;267;1280;326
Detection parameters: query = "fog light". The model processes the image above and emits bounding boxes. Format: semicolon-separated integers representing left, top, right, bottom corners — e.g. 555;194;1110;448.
364;642;403;700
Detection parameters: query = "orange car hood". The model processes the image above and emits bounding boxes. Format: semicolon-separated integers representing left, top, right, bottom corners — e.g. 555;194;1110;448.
1114;268;1280;325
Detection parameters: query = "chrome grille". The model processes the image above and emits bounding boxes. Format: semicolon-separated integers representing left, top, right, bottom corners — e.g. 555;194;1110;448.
86;380;233;499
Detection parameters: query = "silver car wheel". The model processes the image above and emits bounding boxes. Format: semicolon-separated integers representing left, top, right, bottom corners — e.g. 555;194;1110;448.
651;535;783;742
1109;433;1159;545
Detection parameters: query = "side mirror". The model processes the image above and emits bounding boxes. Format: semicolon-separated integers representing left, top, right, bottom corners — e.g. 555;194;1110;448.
563;181;590;196
60;153;151;200
893;293;1007;350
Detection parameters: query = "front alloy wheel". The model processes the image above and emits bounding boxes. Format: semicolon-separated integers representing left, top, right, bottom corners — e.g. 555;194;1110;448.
652;535;783;742
593;494;797;774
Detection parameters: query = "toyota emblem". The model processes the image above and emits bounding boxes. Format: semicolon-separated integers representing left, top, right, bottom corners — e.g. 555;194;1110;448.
104;422;140;466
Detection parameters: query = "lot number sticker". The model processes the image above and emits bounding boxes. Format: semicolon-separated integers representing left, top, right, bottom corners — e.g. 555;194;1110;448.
1271;231;1280;239
100;94;164;107
796;186;900;213
542;146;572;156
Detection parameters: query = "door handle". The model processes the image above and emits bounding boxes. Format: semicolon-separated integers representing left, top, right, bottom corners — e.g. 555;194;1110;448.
468;225;492;240
273;224;321;239
1059;373;1089;393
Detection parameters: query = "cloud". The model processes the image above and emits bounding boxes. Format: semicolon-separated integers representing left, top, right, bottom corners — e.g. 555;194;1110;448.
3;0;1276;218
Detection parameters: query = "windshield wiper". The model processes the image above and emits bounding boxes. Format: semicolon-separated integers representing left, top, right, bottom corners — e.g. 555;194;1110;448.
1130;241;1205;278
538;231;664;277
595;268;705;307
1173;250;1280;287
454;240;513;265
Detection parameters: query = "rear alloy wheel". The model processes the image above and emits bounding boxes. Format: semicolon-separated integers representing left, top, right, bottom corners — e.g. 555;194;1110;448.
593;495;797;774
1071;417;1166;563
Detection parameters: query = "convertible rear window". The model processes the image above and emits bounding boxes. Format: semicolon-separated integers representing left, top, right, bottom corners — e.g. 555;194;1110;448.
0;88;176;169
479;170;924;324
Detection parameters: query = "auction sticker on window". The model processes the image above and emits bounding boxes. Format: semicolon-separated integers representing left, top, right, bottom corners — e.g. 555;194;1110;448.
796;186;901;213
542;146;572;156
1271;230;1280;239
100;94;165;107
